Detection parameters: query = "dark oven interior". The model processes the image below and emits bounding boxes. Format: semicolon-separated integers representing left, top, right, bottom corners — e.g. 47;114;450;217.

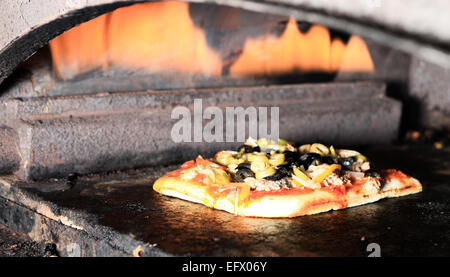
0;0;449;257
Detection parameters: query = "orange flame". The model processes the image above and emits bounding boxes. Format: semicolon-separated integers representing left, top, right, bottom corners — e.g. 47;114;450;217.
230;18;374;76
49;1;222;80
337;36;374;73
49;14;109;80
49;3;374;81
107;1;222;76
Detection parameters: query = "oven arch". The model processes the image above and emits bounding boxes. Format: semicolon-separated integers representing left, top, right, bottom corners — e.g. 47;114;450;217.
1;0;450;85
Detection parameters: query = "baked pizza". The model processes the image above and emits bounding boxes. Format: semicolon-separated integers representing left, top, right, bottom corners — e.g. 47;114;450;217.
153;138;422;218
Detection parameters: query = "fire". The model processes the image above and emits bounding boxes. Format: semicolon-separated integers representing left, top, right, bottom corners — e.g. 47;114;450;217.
49;1;222;80
107;2;222;76
230;18;374;76
337;36;375;73
49;3;374;81
49;14;109;80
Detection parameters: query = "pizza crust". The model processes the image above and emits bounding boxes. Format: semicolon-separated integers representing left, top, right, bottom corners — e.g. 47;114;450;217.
154;170;422;218
236;191;346;217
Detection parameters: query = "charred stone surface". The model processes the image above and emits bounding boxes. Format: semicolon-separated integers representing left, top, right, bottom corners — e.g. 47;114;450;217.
0;145;449;257
0;224;43;257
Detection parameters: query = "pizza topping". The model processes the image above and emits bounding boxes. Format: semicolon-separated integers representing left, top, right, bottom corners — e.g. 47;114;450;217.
306;164;329;180
338;157;356;169
322;172;344;187
365;169;381;178
291;167;320;189
244;137;294;153
227;163;238;174
255;166;277;180
329;145;337;157
337;149;361;158
179;157;231;185
293;167;309;180
349;161;370;172
320;155;336;165
237;144;260;154
195;156;227;170
215;151;245;166
344;171;365;179
264;164;291;181
192;173;211;184
362;177;381;194
268;153;285;166
298;144;311;153
236;183;251;206
310;143;330;156
244;177;290;192
233;167;255;182
181;160;196;169
180;168;199;180
245;137;258;147
210;139;378;190
299;153;322;169
309;164;342;183
249;154;270;172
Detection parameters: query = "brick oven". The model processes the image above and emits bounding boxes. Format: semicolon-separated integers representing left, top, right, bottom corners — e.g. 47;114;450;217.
0;0;449;257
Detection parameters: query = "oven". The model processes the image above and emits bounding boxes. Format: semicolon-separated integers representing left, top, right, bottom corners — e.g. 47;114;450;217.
0;0;449;257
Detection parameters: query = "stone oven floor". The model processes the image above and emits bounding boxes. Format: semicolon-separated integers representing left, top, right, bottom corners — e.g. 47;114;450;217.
0;224;42;257
0;144;449;256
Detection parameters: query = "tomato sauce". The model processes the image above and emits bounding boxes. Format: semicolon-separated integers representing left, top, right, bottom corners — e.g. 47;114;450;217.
181;160;196;169
167;156;225;178
195;156;226;170
382;169;408;185
192;173;209;185
322;184;346;198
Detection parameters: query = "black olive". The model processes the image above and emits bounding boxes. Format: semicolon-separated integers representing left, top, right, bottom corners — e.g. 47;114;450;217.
264;172;283;181
236;162;251;170
278;163;293;175
365;169;381;178
284;151;300;162
233;168;255;182
292;142;301;148
237;145;253;153
264;167;290;181
281;151;301;168
338;157;355;169
253;146;261;152
300;153;321;169
320;156;335;164
237;145;261;153
288;160;303;169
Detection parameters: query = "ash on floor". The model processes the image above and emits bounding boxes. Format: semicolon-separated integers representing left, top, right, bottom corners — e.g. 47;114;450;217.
0;224;43;257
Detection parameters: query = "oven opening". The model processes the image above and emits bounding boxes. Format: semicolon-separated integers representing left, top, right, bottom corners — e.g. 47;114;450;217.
0;0;448;258
48;2;374;81
42;1;379;96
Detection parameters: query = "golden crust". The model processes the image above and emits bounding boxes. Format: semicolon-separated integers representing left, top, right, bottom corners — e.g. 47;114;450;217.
237;190;346;217
153;170;422;218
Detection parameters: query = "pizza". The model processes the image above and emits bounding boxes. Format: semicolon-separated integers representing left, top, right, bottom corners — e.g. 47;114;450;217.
153;138;422;218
